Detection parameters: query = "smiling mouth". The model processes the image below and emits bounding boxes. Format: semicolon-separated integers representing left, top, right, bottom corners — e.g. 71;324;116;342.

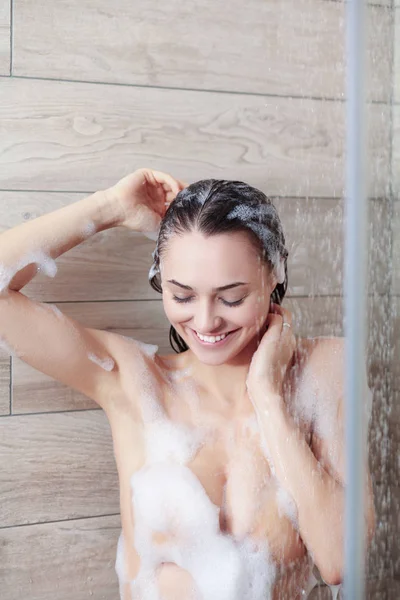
193;329;237;337
190;328;240;345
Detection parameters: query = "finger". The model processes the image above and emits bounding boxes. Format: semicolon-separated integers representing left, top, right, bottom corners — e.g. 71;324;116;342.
152;170;181;197
271;302;292;324
265;313;283;339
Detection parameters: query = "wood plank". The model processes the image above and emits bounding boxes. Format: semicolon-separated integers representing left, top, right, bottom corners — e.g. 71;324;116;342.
0;0;10;75
390;297;400;395
0;493;390;600
0;192;391;301
0;410;119;528
393;107;400;197
393;203;400;296
0;514;121;600
395;8;400;103
387;484;400;580
0;78;391;197
12;1;392;102
0;351;9;415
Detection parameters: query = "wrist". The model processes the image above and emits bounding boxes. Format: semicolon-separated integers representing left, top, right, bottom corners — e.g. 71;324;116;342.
96;189;125;230
247;381;283;406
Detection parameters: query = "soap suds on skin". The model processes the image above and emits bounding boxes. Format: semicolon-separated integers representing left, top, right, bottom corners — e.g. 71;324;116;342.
114;340;349;599
112;342;278;600
128;463;276;600
276;486;299;530
81;220;97;238
87;352;115;372
0;334;23;357
0;251;58;296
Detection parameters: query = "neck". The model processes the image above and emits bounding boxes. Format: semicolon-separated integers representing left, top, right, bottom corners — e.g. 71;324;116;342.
184;336;260;416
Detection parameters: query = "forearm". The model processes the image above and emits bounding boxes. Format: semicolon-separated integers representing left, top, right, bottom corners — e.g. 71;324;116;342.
0;190;123;293
251;390;344;583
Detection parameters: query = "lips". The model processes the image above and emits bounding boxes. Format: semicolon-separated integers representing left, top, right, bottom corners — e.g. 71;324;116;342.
189;327;240;347
192;328;238;338
194;329;235;337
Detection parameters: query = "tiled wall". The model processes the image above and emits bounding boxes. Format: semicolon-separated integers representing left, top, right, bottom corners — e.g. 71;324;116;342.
0;1;397;598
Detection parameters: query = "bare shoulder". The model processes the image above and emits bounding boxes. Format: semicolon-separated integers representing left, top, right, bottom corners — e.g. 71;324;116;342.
287;336;346;427
294;335;345;385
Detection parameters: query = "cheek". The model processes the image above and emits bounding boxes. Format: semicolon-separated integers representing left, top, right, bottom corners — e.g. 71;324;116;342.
162;297;188;324
239;301;269;328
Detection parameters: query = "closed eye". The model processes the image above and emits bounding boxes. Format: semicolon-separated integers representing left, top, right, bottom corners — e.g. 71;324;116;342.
172;296;246;307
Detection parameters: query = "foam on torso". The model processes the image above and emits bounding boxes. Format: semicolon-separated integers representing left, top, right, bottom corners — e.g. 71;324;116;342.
114;338;372;600
114;339;280;600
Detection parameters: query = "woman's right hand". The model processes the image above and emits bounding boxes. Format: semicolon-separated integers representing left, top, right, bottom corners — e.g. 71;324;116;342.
105;168;187;234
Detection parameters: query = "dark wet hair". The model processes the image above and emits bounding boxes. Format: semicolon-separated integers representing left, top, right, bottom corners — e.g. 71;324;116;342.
149;179;289;353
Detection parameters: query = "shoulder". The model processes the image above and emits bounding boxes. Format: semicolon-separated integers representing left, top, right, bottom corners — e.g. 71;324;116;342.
300;335;346;394
291;336;345;400
297;335;372;436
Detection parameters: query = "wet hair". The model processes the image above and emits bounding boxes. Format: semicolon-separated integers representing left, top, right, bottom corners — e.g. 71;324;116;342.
149;179;289;353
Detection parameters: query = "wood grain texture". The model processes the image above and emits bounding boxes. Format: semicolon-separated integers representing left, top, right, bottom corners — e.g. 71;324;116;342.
11;0;392;102
390;296;400;394
393;107;400;196
0;0;10;75
392;202;400;295
0;410;119;527
0;511;391;600
395;8;400;103
0;353;9;415
0;514;121;600
0;78;391;197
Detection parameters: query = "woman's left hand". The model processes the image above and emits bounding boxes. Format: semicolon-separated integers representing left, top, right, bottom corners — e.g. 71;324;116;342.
246;302;297;398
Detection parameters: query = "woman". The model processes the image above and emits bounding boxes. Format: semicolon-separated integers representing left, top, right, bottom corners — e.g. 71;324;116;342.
0;168;376;600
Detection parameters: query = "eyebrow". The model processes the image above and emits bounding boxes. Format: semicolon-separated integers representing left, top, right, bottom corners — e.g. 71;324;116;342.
167;279;249;292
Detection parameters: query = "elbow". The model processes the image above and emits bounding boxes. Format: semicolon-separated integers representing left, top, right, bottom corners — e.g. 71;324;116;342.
320;569;343;587
318;504;376;588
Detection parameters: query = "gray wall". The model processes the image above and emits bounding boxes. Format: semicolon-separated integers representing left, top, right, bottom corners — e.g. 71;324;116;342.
0;1;397;598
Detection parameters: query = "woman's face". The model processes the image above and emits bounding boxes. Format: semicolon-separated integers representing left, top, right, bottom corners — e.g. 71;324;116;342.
160;230;277;365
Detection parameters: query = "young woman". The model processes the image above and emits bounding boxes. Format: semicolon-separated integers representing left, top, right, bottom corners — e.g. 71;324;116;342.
0;168;375;600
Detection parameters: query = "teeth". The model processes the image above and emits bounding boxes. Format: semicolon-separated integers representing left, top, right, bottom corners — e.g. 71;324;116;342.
196;331;228;343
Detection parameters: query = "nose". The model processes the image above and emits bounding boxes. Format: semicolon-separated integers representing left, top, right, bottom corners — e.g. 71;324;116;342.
193;299;222;334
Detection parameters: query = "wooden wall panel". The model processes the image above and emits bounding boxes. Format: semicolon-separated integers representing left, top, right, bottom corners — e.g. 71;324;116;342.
395;8;400;103
0;410;119;527
0;514;121;600
392;202;400;296
0;0;10;75
11;1;392;102
393;107;400;197
0;508;390;600
0;79;391;198
0;351;9;415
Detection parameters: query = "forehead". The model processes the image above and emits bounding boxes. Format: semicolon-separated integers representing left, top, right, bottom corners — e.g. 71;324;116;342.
161;231;261;279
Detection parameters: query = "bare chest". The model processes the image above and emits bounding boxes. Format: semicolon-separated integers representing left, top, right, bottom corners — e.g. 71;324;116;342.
111;370;313;574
